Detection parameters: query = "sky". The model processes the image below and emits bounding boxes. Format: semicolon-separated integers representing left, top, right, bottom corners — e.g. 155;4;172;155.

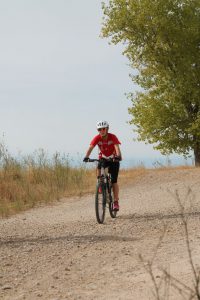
0;0;192;167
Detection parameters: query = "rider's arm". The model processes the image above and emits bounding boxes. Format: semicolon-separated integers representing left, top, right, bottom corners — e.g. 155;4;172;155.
114;144;122;160
85;145;94;158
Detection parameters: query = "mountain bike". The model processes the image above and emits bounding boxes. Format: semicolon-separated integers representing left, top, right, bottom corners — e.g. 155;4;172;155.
87;158;117;224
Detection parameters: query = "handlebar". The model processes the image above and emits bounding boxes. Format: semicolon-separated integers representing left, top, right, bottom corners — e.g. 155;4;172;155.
87;158;100;162
86;157;116;163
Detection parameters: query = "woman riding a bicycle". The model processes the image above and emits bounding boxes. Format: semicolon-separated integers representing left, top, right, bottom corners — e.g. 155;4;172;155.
83;121;122;211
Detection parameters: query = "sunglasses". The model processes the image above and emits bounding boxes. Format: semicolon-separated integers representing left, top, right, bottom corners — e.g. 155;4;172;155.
98;127;107;132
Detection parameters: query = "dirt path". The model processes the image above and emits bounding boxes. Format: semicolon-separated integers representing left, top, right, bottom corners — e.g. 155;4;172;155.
1;168;200;300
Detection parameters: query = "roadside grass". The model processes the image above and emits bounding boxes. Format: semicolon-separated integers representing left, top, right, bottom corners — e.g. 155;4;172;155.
119;165;146;186
0;143;193;217
0;144;96;217
0;163;146;218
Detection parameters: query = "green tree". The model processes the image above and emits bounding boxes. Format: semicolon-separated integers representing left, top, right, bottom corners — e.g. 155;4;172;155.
102;0;200;165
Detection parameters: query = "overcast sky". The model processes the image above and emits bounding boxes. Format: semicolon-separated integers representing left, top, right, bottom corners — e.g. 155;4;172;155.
0;0;191;166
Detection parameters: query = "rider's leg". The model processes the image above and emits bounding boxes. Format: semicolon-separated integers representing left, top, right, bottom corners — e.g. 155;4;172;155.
109;161;120;202
112;183;119;201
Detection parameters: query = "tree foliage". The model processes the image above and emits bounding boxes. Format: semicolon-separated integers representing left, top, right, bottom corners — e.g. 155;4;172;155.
102;0;200;164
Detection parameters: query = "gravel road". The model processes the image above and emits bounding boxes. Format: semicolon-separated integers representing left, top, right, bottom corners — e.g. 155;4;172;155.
1;168;200;300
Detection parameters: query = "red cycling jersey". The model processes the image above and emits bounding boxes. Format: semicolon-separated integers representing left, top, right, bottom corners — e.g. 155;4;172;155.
90;133;121;158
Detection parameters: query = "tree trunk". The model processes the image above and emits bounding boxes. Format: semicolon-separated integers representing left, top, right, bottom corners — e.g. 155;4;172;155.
194;143;200;166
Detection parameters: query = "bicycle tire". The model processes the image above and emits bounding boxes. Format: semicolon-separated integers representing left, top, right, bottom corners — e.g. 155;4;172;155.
108;185;117;218
95;182;106;224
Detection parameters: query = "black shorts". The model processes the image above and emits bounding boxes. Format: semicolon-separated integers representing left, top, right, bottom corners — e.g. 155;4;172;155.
97;161;120;184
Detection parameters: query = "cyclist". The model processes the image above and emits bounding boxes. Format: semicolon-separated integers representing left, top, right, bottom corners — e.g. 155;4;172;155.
83;121;122;211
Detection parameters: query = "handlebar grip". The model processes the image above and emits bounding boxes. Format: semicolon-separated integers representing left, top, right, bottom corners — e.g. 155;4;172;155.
88;159;99;162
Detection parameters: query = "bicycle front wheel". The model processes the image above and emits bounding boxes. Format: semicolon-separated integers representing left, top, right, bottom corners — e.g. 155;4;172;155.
95;182;106;224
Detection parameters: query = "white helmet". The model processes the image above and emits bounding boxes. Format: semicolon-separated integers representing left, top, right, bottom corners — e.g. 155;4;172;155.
96;120;109;129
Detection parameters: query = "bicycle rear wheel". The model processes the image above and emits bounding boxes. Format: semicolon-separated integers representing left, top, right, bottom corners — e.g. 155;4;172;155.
108;186;117;218
95;182;106;224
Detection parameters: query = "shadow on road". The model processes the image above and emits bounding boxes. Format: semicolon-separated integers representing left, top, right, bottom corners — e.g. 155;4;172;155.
0;233;139;248
119;210;200;221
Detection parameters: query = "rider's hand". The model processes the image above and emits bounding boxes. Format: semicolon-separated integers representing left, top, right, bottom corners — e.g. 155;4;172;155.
113;156;121;162
83;157;89;162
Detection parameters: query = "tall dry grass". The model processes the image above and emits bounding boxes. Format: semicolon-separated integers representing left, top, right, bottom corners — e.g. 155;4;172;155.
0;141;147;217
2;142;190;218
0;143;98;217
